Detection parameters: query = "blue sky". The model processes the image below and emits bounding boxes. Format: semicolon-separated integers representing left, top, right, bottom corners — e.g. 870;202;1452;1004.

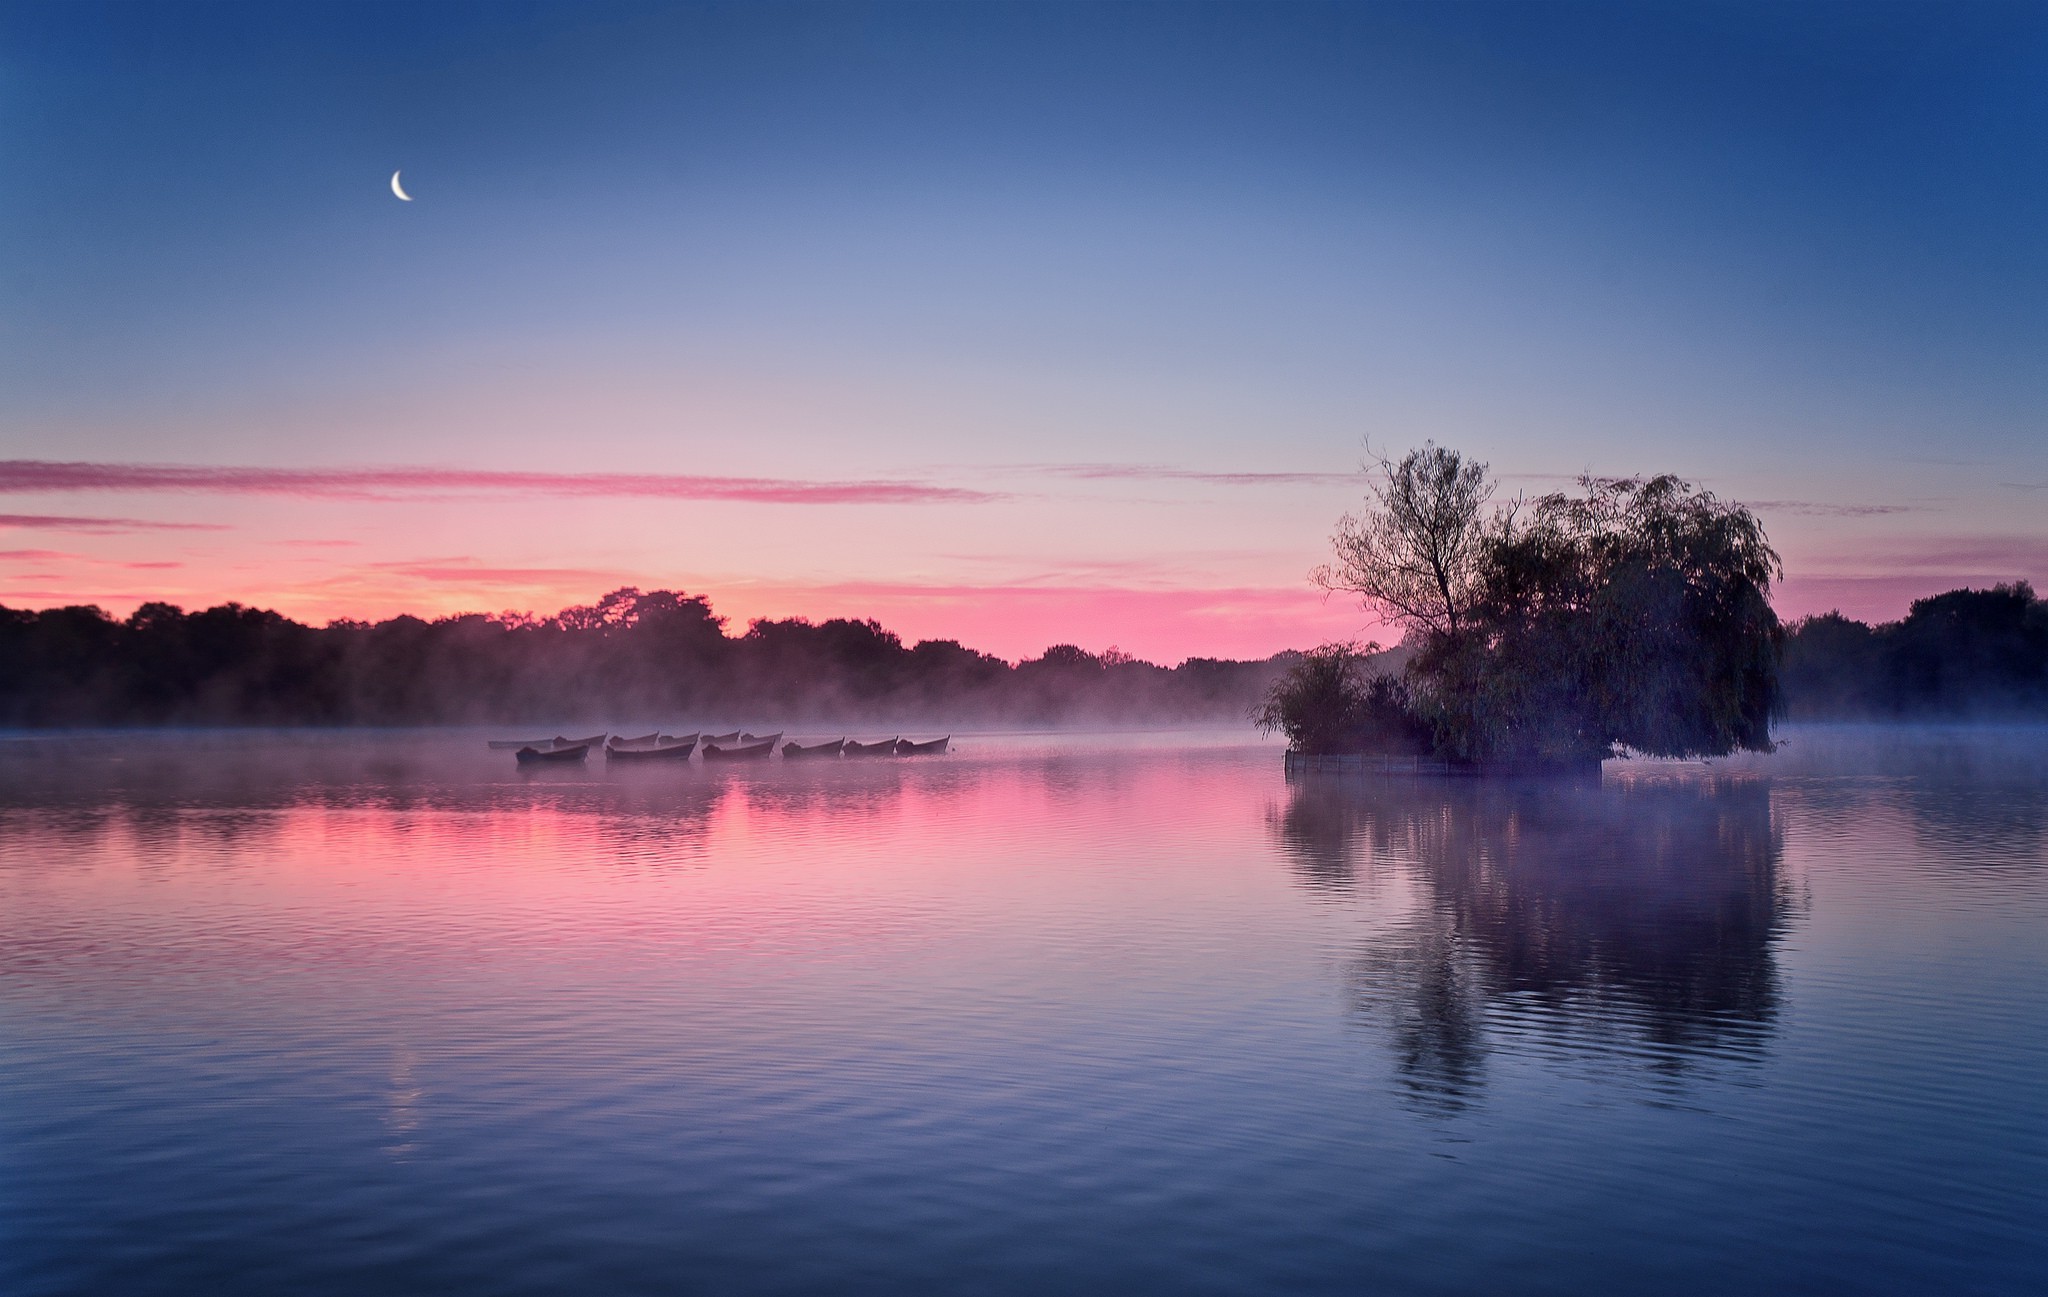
2;1;2044;658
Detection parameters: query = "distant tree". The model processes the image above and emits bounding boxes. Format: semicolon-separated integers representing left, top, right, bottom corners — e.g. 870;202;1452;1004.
1314;444;1497;639
1254;642;1430;756
1780;612;1884;717
1886;582;2048;712
1030;644;1104;671
0;590;1292;728
1779;586;2048;717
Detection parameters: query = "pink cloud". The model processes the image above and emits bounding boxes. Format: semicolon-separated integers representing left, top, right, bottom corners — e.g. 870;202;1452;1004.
0;589;151;606
0;513;228;533
0;460;997;506
0;549;72;561
1022;463;1358;487
361;558;627;586
1749;500;1918;518
1798;535;2048;577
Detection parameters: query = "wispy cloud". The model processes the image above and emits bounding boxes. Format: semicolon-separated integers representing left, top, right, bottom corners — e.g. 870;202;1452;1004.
361;557;626;586
0;549;71;561
1800;534;2048;574
1014;463;1359;487
1749;500;1919;517
0;512;230;533
0;461;1000;506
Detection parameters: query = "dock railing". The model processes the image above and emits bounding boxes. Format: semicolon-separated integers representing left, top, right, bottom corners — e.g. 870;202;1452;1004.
1284;752;1457;777
1284;751;1604;779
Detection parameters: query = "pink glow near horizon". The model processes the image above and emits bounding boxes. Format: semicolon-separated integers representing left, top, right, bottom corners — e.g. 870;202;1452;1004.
0;456;2040;662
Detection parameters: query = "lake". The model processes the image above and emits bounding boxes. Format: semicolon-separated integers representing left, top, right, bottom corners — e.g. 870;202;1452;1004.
1;727;2042;1295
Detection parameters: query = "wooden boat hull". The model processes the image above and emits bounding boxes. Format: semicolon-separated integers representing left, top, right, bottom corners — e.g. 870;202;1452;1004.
703;731;742;745
609;731;695;753
896;736;950;755
782;739;845;758
606;740;697;761
516;743;590;763
842;739;898;757
702;740;775;761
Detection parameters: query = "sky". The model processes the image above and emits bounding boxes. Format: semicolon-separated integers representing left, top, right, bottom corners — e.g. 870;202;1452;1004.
2;0;2044;662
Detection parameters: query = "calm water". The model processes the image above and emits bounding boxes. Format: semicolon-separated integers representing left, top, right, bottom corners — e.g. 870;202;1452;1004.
1;727;2042;1295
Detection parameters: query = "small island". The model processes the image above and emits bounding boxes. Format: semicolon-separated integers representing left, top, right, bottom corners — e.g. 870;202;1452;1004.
1261;445;1782;775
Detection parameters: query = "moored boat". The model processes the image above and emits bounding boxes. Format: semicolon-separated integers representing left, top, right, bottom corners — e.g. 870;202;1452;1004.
606;734;697;760
842;738;899;756
702;739;775;761
552;733;606;749
607;731;663;751
782;738;845;758
740;731;783;747
703;731;742;745
896;736;951;755
516;742;590;764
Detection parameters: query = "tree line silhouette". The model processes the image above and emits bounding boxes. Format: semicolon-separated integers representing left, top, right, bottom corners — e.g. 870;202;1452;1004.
1781;582;2048;718
2;578;2039;730
0;587;1286;726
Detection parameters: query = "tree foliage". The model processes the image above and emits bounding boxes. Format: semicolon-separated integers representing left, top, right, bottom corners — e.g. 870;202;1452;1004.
1782;583;2048;716
1253;642;1431;756
0;588;1291;727
1316;448;1785;763
1314;443;1494;637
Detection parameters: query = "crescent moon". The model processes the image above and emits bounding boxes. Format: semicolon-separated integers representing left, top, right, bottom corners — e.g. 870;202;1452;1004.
391;170;412;201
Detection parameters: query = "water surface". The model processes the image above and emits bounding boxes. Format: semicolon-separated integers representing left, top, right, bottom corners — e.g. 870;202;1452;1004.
1;727;2042;1294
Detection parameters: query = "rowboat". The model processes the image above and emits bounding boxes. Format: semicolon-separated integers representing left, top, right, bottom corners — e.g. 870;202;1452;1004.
782;738;845;758
607;731;663;751
842;738;899;756
702;739;775;761
493;732;604;752
516;742;590;764
896;736;950;755
740;731;783;747
606;736;696;761
703;731;742;745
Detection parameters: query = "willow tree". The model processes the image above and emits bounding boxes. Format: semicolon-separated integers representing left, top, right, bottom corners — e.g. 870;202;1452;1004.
1314;447;1783;763
1313;443;1495;638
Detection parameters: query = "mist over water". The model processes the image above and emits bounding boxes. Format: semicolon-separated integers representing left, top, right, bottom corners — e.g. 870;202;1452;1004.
1;727;2042;1294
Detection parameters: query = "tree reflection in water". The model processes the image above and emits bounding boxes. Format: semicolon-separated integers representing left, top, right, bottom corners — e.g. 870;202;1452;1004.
1271;770;1794;1110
